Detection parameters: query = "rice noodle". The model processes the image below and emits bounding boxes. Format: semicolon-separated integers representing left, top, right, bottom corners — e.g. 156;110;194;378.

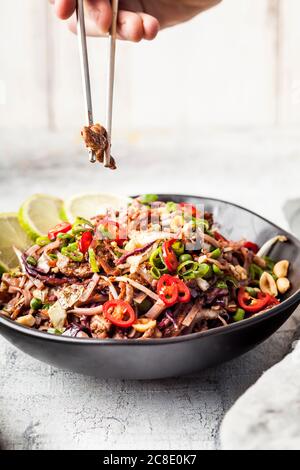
145;299;166;319
69;305;103;316
26;244;40;257
115;276;159;301
100;276;118;299
182;302;201;327
8;286;32;307
203;234;220;248
136;266;155;286
80;273;100;303
8;286;21;294
19;276;27;289
25;279;34;290
42;239;61;254
218;315;228;326
22;289;32;307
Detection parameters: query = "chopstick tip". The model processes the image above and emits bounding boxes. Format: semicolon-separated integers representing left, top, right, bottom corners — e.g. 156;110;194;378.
89;150;96;163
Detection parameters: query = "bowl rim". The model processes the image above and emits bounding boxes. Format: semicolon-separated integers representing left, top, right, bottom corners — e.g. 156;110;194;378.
1;193;300;346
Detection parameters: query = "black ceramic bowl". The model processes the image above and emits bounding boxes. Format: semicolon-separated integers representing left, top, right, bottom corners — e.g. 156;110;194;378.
1;195;300;379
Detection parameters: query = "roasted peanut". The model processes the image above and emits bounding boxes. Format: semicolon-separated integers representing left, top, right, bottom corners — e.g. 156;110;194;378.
16;314;35;327
273;260;289;279
276;277;290;294
260;272;278;297
230;265;248;281
133;318;157;333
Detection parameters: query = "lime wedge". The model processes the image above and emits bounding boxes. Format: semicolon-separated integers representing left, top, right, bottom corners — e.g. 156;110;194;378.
18;194;63;240
0;213;32;271
62;193;132;223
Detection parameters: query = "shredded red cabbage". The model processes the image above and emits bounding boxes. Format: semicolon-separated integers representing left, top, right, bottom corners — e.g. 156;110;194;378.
116;241;156;265
22;254;77;286
205;288;228;306
63;322;91;337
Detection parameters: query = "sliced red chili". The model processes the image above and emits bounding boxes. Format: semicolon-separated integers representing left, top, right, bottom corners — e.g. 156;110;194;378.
103;300;136;328
179;202;199;218
174;278;191;303
162;239;178;272
244;241;259;254
268;296;280;307
79;231;93;254
157;274;179;306
48;222;72;241
238;287;271;313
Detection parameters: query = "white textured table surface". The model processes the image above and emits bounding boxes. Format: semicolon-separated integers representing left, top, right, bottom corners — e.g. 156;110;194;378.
0;128;300;450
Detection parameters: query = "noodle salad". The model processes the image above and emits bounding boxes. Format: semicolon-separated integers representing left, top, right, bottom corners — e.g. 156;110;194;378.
0;195;291;339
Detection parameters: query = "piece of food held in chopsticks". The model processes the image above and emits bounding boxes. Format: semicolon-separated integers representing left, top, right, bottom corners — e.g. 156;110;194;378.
81;124;116;170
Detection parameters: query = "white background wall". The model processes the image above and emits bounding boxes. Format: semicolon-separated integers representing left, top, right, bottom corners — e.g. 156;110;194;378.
1;0;300;138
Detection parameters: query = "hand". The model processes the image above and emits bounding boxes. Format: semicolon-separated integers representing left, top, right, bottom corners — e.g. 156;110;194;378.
50;0;222;42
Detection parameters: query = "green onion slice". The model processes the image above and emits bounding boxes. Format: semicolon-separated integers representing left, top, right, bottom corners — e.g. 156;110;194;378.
88;248;99;273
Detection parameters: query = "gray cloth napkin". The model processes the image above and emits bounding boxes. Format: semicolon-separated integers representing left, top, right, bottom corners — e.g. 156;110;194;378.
220;310;300;450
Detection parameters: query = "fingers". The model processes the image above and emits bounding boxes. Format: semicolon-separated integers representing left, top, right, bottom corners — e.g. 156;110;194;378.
117;10;143;42
138;13;160;41
68;0;112;37
117;11;160;42
54;0;160;42
52;0;76;20
85;0;112;34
